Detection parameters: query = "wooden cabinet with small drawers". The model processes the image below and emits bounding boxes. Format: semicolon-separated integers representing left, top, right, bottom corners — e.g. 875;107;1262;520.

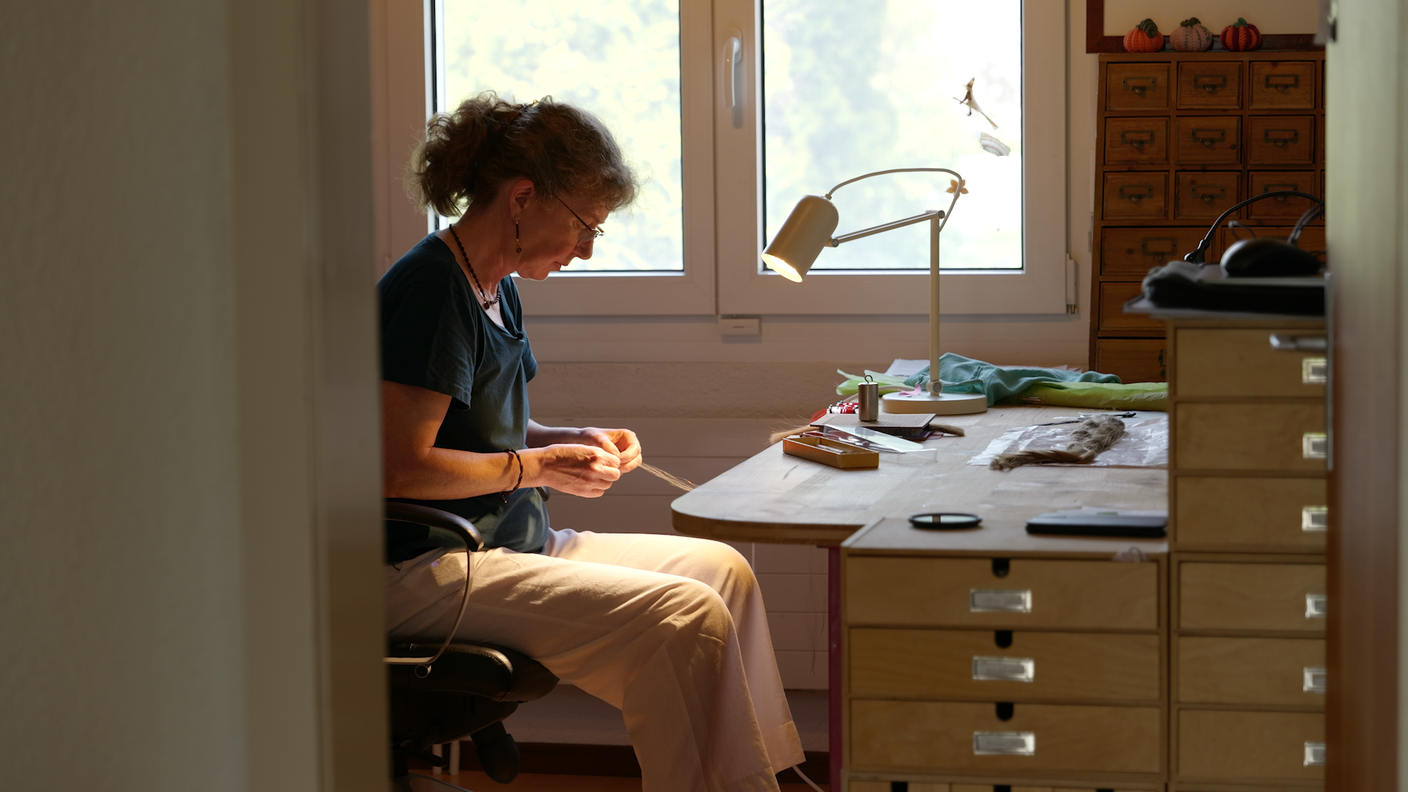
1168;317;1329;790
1090;53;1325;384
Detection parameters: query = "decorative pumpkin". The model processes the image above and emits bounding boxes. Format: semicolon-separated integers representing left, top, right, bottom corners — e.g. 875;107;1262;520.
1221;17;1262;51
1171;17;1214;52
1123;18;1164;53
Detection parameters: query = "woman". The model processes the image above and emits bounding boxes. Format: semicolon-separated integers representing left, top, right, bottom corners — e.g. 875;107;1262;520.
379;93;806;792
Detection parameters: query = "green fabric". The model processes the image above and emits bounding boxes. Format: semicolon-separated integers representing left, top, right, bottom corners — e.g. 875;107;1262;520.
836;353;1167;411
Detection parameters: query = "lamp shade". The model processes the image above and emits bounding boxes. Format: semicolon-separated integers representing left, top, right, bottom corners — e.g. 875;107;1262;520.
760;195;839;282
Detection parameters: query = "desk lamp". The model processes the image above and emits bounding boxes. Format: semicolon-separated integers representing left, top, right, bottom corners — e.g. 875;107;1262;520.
761;167;988;415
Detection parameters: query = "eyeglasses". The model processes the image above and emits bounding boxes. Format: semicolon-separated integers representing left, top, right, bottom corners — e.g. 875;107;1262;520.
554;195;605;244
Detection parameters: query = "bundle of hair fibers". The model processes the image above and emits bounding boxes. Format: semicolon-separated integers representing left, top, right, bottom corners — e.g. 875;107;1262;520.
989;415;1127;471
640;462;696;491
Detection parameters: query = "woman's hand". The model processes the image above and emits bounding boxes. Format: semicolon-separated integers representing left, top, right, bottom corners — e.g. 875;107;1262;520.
524;443;622;498
527;422;643;474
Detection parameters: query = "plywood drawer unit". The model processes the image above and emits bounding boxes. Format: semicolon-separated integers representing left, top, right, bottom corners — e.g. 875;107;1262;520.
1089;52;1324;386
1167;316;1328;790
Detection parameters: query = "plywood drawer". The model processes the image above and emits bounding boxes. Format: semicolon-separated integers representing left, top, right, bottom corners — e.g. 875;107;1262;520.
1100;227;1210;276
1175;476;1327;551
1250;61;1317;109
1247;115;1316;165
1177;709;1324;781
1174;403;1325;472
1093;338;1166;383
1247;170;1321;221
1105;118;1168;165
850;628;1160;702
1175;116;1241;165
1177;61;1241;109
846;557;1159;630
1106;63;1169;110
1178;636;1326;706
851;700;1161;775
1179;561;1326;633
1098;281;1162;334
1103;173;1168;221
1174;171;1239;220
1173;326;1327;398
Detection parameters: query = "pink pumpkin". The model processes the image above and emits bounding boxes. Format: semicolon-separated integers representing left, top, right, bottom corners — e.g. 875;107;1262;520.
1123;18;1164;53
1171;17;1214;52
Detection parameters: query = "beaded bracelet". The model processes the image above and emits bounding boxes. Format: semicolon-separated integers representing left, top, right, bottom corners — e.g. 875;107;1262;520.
501;448;522;502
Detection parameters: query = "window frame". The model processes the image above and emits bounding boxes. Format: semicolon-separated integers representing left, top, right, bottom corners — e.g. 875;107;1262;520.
407;0;1068;317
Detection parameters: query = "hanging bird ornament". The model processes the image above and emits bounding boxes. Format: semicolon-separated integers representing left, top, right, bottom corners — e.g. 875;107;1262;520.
954;78;998;129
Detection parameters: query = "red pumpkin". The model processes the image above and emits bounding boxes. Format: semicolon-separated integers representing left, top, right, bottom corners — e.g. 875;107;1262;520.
1171;17;1214;52
1221;17;1262;51
1124;18;1164;53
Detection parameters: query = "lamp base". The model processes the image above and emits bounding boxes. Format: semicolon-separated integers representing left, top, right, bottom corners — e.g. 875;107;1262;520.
882;390;988;416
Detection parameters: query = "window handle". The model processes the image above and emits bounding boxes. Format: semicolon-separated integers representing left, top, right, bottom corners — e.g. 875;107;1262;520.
726;33;744;129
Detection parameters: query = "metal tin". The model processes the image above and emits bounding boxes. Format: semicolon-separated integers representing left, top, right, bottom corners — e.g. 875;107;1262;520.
857;380;879;421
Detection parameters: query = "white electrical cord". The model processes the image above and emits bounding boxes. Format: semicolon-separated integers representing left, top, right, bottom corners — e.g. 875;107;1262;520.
790;764;826;792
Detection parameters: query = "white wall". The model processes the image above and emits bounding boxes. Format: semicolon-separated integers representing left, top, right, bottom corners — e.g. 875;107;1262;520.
0;2;385;790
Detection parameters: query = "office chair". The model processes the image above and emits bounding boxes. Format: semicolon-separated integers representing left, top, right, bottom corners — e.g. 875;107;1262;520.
385;502;560;791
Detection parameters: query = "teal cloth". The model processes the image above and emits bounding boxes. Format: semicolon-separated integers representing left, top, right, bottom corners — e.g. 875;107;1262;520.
902;353;1123;407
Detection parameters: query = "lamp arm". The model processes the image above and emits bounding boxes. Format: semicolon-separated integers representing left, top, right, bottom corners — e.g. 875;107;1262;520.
832;210;943;246
1184;190;1325;263
825;167;964;233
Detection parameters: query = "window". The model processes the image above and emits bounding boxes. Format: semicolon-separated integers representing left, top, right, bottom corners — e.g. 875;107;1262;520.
421;0;1067;316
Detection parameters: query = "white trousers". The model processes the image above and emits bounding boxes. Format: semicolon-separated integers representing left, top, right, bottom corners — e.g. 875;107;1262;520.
384;528;806;792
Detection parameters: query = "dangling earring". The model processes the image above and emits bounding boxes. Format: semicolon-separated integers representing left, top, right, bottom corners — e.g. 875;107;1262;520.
515;217;522;253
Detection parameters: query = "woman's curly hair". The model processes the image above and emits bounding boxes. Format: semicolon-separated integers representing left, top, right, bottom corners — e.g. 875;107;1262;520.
407;92;640;218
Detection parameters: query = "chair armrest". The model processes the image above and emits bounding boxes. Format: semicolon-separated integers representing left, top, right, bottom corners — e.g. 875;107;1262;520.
386;501;484;552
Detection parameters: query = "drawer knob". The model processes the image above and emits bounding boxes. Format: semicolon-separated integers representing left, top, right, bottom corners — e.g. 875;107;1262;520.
1191;128;1225;148
973;730;1035;756
1195;74;1227;93
1306;593;1329;619
1302;506;1330;532
1122;76;1156;97
1305;741;1327;766
972;656;1035;683
970;588;1032;613
1268;74;1302;92
1303;433;1329;460
1119;185;1153;205
1120;130;1155;151
1265;128;1300;147
1304;666;1328;694
1303;357;1329;384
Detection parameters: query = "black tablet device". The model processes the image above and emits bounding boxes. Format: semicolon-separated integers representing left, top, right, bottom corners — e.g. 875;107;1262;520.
1025;512;1167;539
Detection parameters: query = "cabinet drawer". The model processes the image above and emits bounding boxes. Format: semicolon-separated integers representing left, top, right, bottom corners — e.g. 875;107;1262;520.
1100;227;1210;276
1174;171;1239;219
1106;63;1169;110
1250;61;1317;109
1175;117;1241;164
851;700;1161;775
1247;115;1316;165
1173;326;1327;398
1093;338;1166;383
1178;636;1326;706
1174;403;1326;472
1175;476;1328;551
1247;171;1321;220
846;557;1159;630
1098;282;1163;334
1103;173;1167;220
1177;709;1324;781
1177;61;1241;109
1104;118;1168;165
1179;561;1326;633
850;628;1160;702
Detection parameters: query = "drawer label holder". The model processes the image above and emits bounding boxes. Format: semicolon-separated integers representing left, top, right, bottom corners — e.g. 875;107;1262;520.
1303;433;1329;460
972;656;1035;683
1302;506;1329;532
1304;666;1328;694
973;731;1036;756
1305;741;1327;766
1306;593;1329;619
970;589;1033;613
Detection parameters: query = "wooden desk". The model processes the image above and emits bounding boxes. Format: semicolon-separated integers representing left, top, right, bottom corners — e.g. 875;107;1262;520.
671;405;1168;789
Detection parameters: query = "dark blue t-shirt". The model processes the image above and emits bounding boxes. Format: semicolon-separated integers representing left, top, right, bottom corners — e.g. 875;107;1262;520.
379;234;549;560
